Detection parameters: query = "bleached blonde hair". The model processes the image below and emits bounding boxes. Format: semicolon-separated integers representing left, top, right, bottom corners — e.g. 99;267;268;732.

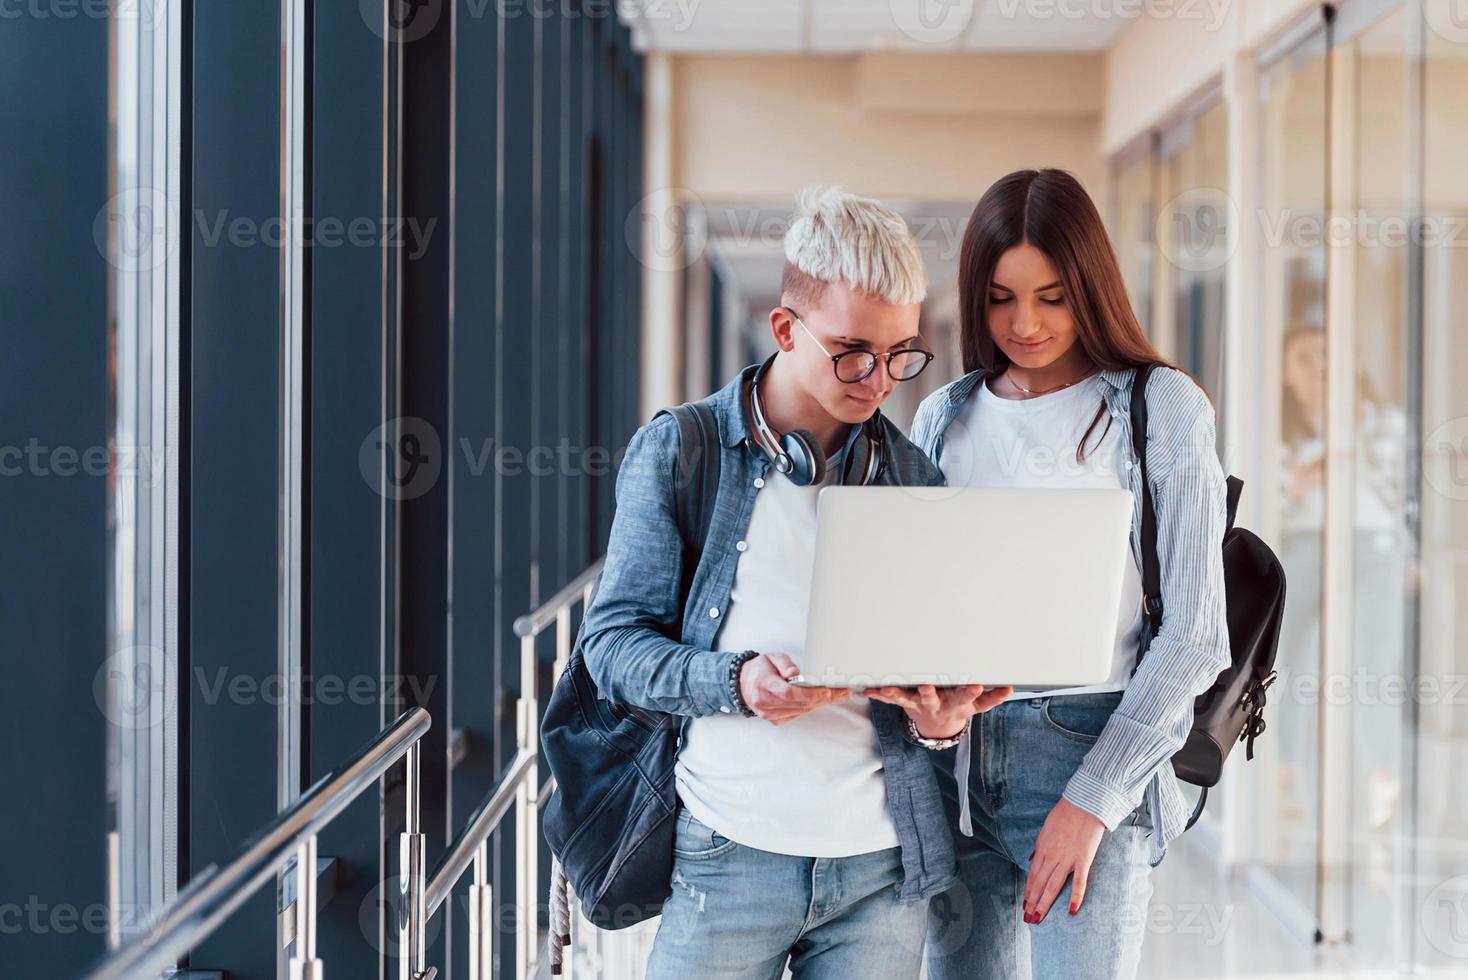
781;186;928;308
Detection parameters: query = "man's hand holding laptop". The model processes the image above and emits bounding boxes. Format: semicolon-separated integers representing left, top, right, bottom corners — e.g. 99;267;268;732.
739;651;1012;736
867;683;1014;738
738;653;852;725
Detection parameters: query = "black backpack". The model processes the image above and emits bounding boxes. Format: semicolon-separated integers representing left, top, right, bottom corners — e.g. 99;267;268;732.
541;401;721;941
1130;364;1287;828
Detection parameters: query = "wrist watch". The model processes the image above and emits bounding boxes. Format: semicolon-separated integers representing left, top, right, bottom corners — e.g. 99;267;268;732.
903;713;970;750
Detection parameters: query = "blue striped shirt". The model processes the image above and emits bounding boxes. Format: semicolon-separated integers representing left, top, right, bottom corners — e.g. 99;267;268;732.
910;365;1232;843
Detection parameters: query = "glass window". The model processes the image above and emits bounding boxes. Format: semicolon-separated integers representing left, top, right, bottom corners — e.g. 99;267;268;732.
1338;5;1415;969
1156;96;1230;446
1109;143;1155;336
1251;25;1330;930
1415;0;1468;969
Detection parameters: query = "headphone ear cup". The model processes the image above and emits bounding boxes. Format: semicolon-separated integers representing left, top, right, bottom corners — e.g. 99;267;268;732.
781;429;825;486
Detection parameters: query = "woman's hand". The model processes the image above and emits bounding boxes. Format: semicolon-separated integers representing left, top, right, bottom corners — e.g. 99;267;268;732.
1023;798;1106;923
865;683;1013;738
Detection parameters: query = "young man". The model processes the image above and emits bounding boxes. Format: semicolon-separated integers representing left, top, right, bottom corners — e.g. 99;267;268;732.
580;187;1010;978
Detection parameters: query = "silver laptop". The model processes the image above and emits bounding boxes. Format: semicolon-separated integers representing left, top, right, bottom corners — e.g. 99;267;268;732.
795;486;1134;691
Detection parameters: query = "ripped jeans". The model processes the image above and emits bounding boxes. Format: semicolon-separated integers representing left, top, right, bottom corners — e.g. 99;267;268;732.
644;809;928;979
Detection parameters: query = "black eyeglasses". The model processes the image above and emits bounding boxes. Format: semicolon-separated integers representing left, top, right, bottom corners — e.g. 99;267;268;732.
782;307;935;384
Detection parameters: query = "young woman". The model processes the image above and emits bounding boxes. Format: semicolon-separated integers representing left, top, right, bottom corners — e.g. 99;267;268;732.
906;169;1231;979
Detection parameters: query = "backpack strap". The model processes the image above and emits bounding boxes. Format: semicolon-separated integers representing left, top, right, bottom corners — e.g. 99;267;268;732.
657;402;722;602
1130;363;1164;645
1225;475;1244;532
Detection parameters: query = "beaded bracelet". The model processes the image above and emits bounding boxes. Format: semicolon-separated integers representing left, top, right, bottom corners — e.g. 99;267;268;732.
728;651;760;717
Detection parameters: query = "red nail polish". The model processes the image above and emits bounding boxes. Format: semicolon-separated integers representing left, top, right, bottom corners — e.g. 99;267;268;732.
1069;904;1078;916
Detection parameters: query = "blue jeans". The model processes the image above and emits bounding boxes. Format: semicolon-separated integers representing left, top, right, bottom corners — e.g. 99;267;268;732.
925;692;1168;980
645;809;928;979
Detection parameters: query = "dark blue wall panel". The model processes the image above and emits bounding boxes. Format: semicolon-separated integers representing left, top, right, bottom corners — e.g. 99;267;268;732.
310;4;389;973
188;1;283;975
0;10;110;976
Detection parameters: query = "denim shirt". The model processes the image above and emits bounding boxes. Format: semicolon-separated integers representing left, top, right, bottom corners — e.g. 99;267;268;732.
909;365;1232;844
580;364;957;904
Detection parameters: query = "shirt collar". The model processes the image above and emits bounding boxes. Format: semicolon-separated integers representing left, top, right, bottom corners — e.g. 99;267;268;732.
945;365;1136;404
711;363;761;449
710;362;864;466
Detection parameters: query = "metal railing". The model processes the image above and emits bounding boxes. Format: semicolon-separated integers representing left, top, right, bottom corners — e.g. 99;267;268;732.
422;557;605;979
86;557;609;980
83;707;434;980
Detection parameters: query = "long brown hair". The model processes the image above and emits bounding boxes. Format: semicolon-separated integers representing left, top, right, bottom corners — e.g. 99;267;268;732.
958;168;1177;460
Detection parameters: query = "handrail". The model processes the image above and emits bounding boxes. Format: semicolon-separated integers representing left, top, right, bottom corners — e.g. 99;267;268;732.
88;556;603;980
83;708;432;980
423;559;603;980
425;747;534;916
512;557;603;637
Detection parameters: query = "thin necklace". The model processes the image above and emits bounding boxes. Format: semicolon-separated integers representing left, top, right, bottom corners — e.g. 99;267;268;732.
1004;367;1097;397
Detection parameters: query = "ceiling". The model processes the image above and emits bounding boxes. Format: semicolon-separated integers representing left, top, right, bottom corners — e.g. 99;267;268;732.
624;0;1132;52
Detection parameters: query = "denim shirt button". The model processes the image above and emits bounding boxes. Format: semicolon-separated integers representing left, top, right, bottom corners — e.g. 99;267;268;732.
719;705;731;713
708;606;720;619
753;477;765;489
735;540;748;552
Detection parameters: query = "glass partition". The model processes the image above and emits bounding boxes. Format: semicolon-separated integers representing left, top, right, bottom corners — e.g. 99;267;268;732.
1251;24;1331;932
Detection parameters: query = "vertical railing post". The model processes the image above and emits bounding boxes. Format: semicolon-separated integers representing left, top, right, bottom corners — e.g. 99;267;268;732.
399;741;427;980
468;842;493;980
289;835;324;980
516;632;539;977
554;606;571;678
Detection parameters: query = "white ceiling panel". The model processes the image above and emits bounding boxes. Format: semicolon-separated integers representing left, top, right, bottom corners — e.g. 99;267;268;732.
631;0;806;51
628;0;1132;53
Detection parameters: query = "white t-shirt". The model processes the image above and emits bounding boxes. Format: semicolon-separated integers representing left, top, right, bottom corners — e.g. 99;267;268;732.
938;373;1145;699
674;452;901;858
